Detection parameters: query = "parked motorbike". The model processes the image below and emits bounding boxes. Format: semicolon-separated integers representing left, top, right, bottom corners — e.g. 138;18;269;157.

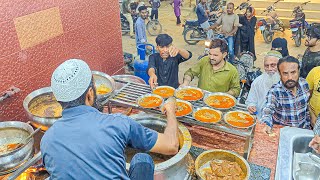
235;0;251;11
120;11;162;36
256;0;285;44
289;1;310;47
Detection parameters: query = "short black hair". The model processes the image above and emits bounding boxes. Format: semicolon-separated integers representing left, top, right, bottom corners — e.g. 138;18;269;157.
209;39;228;54
307;23;320;39
155;34;173;46
227;2;234;7
277;56;300;71
138;5;147;12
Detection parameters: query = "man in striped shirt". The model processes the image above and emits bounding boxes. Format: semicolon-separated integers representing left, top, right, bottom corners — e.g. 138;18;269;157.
261;56;311;134
309;115;320;154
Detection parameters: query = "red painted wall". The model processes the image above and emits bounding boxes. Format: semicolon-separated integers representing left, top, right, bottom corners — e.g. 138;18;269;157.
0;0;124;121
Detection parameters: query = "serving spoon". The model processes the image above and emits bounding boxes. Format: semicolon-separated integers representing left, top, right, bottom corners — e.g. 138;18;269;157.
7;127;41;151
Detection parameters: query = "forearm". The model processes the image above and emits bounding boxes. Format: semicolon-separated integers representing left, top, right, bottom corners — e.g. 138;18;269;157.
178;49;191;59
182;74;192;85
163;113;179;153
229;26;238;35
148;68;156;76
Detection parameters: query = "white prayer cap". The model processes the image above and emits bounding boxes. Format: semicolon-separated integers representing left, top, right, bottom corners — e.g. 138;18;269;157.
51;59;92;102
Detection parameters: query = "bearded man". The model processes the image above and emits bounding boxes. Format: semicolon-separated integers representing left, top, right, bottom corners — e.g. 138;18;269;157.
246;50;282;119
261;56;311;134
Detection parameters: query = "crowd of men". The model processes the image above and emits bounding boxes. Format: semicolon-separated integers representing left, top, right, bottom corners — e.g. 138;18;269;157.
38;1;320;179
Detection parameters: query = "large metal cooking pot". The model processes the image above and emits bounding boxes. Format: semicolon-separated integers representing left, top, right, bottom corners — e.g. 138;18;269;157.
23;87;60;131
92;71;116;101
112;74;146;90
0;121;34;175
128;114;193;180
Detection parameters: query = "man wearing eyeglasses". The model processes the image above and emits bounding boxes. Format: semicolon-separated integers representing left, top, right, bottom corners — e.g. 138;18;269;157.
246;50;282;119
300;24;320;78
261;56;311;134
181;39;240;97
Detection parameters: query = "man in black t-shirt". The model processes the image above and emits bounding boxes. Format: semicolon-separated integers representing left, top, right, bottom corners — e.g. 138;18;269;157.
301;24;320;78
147;34;192;89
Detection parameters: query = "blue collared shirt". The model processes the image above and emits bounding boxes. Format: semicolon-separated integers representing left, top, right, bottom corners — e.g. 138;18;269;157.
135;17;147;46
261;78;311;128
40;105;157;179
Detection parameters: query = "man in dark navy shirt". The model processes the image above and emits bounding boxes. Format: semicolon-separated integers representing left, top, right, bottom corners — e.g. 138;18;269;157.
147;34;192;89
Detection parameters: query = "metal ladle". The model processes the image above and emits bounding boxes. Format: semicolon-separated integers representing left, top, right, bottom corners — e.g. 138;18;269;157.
7;127;41;152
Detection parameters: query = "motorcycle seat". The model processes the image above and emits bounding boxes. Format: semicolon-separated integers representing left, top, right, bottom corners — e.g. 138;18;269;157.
185;20;199;26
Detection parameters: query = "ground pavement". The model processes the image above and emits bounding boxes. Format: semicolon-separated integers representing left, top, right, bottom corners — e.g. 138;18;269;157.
121;1;307;86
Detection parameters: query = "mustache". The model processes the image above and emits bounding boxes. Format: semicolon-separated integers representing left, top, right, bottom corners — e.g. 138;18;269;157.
284;80;296;85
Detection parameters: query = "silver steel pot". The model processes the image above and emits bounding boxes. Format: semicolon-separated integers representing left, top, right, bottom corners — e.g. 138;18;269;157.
92;71;116;101
23;87;59;131
128;114;193;180
0;121;34;175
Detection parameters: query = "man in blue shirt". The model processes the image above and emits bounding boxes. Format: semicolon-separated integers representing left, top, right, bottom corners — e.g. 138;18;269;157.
135;5;149;47
196;0;214;39
41;59;179;179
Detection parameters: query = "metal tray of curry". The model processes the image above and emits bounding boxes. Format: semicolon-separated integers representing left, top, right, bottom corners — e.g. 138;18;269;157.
175;86;204;101
224;111;256;129
152;86;175;98
175;100;193;117
193;107;222;124
203;92;236;110
137;94;163;109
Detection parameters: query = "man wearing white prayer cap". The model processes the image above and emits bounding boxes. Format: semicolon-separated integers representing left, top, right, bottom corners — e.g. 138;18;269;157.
41;59;179;179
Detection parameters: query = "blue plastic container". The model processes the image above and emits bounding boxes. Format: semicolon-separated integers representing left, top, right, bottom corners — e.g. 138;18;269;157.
134;44;155;84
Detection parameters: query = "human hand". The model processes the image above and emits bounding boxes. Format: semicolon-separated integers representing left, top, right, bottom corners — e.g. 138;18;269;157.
161;97;176;116
179;82;189;88
247;106;257;115
169;46;179;57
309;135;320;154
148;74;158;89
262;123;272;134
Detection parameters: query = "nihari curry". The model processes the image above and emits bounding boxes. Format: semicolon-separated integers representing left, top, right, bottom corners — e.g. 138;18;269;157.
0;143;22;155
205;95;235;109
175;88;203;101
204;160;245;180
153;86;175;98
225;112;255;128
176;101;192;117
29;101;62;118
194;109;221;123
138;96;163;108
96;84;112;95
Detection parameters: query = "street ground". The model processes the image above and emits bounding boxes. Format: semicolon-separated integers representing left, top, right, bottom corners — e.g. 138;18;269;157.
121;1;306;86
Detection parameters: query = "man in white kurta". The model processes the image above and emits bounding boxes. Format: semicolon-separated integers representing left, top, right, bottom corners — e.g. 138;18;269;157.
245;50;282;119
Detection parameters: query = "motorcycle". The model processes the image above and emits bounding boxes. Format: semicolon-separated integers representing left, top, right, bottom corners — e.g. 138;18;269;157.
120;10;162;36
235;0;251;12
289;1;310;47
256;0;285;44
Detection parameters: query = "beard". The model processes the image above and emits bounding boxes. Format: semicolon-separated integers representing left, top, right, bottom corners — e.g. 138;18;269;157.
283;79;298;89
264;72;280;88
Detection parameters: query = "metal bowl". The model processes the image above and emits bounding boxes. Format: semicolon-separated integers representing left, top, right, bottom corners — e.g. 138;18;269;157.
294;162;320;180
192;107;222;124
0;121;34;175
137;93;163;109
176;99;193;117
195;149;250;180
203;92;237;110
23;87;60;131
92;71;115;101
112;75;146;90
152;86;175;98
174;86;204;101
223;110;256;129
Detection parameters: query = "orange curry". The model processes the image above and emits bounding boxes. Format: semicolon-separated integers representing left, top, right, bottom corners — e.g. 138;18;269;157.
205;95;235;109
96;84;111;95
138;96;163;108
225;112;255;128
194;109;221;123
176;89;203;101
176;102;192;117
153;87;175;98
30;102;62;118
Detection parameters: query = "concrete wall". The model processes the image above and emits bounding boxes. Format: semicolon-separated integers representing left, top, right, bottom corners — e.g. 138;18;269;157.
0;0;124;121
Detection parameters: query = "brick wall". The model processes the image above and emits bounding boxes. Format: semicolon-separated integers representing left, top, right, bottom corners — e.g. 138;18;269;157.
0;0;124;121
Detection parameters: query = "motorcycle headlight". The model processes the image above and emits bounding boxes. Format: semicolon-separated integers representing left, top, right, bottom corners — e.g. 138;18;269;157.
205;40;211;47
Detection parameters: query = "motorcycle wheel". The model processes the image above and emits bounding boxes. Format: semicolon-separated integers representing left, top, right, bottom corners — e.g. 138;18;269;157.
121;21;129;35
183;28;201;45
147;20;162;36
263;30;273;44
294;29;302;47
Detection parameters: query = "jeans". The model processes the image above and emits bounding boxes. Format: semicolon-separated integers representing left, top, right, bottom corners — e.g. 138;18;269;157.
200;21;213;39
151;9;158;20
129;153;155;180
226;36;235;63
